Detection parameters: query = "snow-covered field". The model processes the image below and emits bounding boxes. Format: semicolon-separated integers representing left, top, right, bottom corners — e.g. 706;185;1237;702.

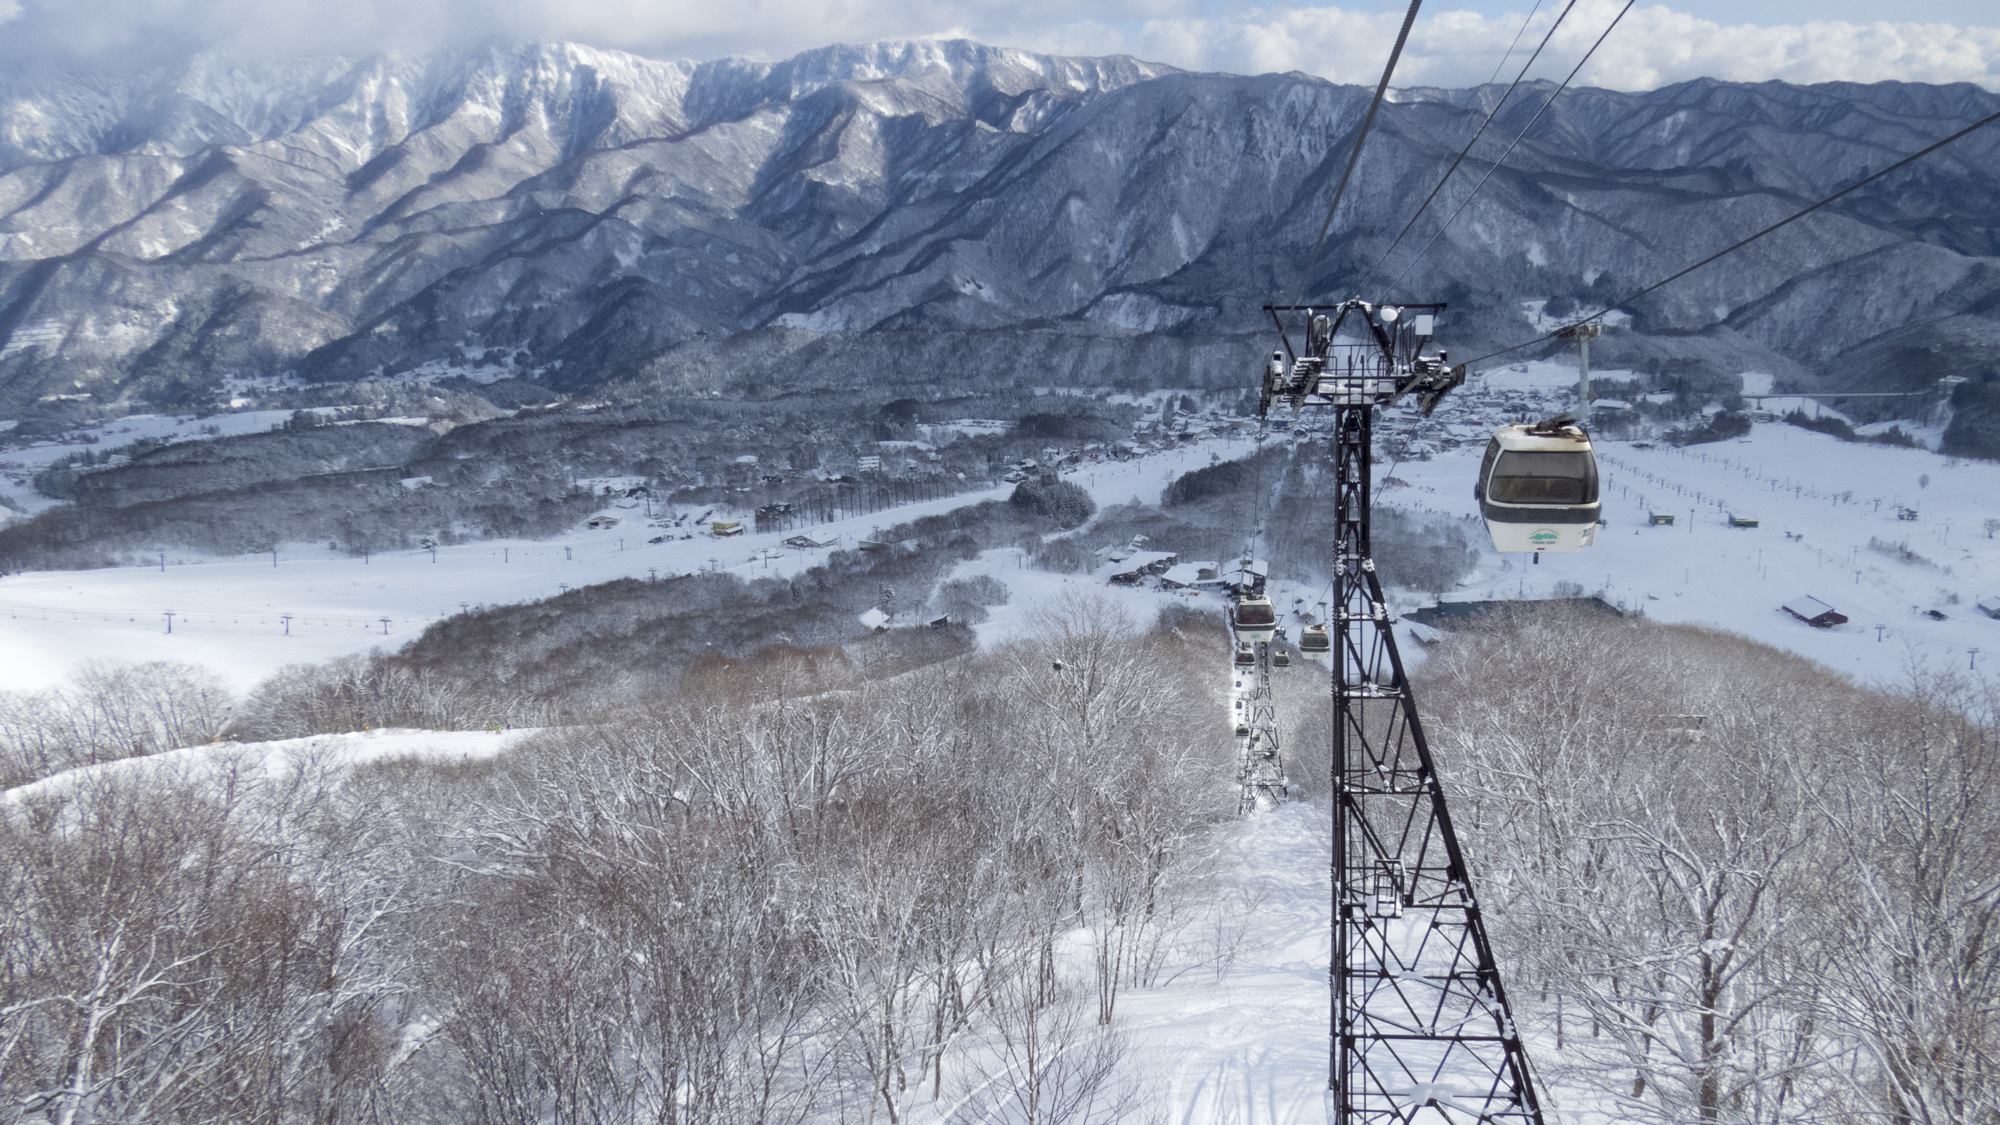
4;726;535;806
8;416;1980;697
0;438;1251;691
1384;422;2000;688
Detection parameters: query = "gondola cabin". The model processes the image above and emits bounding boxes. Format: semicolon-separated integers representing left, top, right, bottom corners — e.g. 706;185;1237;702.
1299;623;1331;654
1475;421;1600;553
1272;648;1292;668
1232;594;1277;643
1233;642;1257;667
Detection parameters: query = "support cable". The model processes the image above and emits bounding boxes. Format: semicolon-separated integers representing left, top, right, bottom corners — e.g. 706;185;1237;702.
1482;0;1546;87
1457;102;2000;369
1291;0;1426;303
1366;0;1577;283
1385;0;1636;295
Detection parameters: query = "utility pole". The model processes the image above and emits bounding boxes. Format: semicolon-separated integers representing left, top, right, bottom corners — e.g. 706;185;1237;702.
163;610;175;634
378;616;391;635
281;613;292;636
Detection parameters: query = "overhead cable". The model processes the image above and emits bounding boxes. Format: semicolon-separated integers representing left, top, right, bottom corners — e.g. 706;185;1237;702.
1385;0;1636;294
1457;103;2000;369
1291;0;1426;304
1366;0;1577;282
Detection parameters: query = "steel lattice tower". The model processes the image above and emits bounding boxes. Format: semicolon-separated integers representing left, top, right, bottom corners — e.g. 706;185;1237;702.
1261;300;1546;1125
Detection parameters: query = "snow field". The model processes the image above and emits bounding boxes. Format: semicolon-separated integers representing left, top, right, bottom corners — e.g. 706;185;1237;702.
0;438;1251;692
1383;422;2000;688
3;727;536;806
0;409;306;520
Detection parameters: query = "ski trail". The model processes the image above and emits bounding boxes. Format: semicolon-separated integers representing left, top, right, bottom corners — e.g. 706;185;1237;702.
1166;1007;1327;1124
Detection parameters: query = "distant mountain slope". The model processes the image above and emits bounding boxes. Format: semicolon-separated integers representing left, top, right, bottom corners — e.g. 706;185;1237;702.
1;40;1996;442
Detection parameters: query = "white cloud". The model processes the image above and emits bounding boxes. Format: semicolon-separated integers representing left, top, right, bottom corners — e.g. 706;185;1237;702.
0;0;1994;91
1093;1;2000;90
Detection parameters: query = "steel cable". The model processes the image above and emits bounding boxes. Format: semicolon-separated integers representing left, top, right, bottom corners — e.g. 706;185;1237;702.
1457;103;2000;369
1291;0;1427;303
1366;0;1577;284
1384;0;1637;295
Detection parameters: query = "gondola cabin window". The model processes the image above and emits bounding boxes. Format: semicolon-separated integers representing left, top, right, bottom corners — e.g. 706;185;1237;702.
1488;451;1598;505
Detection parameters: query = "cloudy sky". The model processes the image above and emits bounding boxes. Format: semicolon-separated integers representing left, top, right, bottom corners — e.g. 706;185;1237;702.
0;0;1995;90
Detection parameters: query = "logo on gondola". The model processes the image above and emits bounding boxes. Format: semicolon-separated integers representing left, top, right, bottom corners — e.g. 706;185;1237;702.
1529;529;1560;546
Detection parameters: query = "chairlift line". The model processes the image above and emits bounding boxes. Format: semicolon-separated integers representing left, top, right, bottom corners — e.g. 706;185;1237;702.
1255;299;1549;1122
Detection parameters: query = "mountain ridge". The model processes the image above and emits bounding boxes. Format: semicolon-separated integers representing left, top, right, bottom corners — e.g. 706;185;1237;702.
2;38;1997;451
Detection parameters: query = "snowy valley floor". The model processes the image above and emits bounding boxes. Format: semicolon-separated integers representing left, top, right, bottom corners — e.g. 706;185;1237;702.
4;418;1995;1121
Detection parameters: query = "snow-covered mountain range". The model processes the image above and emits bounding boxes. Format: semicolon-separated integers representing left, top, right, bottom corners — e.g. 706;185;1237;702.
2;39;1997;444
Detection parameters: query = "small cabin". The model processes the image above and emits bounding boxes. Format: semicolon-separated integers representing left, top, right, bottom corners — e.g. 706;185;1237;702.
710;520;744;537
1782;595;1848;629
585;514;621;530
1648;512;1675;527
1728;514;1760;529
1978;595;2000;620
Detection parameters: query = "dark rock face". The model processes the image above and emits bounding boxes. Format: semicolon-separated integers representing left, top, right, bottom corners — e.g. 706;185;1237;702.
1;42;1996;439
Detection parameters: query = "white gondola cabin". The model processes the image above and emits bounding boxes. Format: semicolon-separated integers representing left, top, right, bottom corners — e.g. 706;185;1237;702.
1233;642;1257;667
1475;421;1600;553
1232;594;1277;643
1299;623;1331;654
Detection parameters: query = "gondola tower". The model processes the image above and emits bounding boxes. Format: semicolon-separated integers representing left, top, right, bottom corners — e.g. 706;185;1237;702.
1260;299;1546;1124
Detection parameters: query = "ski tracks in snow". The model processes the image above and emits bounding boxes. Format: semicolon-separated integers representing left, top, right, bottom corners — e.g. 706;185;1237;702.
1166;1005;1326;1125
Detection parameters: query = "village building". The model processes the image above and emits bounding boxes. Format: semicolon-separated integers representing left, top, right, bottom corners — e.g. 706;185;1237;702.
1781;594;1848;628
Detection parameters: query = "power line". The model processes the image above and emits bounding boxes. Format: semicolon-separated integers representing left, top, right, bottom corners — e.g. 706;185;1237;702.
1367;0;1578;282
1385;0;1636;295
1291;0;1426;304
1458;102;2000;369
